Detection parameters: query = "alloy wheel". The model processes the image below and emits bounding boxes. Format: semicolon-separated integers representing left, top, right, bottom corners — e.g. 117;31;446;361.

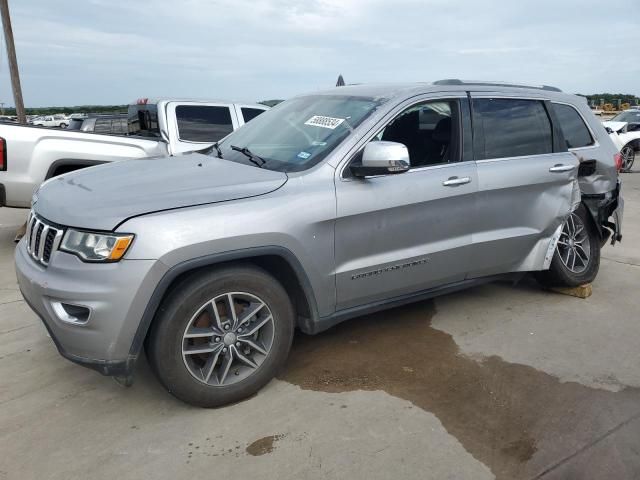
557;212;591;274
181;292;274;386
621;145;635;172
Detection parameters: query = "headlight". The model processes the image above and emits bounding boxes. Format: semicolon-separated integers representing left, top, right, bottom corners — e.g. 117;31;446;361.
60;230;134;262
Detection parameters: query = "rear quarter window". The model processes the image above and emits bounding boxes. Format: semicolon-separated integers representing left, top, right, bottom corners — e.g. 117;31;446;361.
473;98;553;159
551;103;594;149
241;107;266;123
176;105;233;142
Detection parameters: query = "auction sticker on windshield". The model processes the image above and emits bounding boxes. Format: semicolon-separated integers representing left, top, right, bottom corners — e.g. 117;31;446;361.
304;115;345;129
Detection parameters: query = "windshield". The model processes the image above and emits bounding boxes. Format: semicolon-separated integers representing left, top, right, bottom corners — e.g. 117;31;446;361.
611;110;640;123
215;94;386;172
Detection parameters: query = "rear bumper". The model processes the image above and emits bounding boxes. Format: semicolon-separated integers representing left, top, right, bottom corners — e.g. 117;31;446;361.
583;180;623;244
0;175;34;208
612;195;624;242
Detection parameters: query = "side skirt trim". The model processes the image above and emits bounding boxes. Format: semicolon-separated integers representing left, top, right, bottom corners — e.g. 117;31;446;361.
303;273;522;335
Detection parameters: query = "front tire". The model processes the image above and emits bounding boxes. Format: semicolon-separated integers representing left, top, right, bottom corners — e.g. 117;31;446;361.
146;265;294;407
536;204;600;288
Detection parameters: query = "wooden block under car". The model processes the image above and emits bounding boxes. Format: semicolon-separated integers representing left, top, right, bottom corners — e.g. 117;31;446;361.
547;283;592;299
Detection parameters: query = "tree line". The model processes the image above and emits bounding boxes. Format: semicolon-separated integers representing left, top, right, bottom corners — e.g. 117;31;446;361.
578;93;639;106
1;100;285;116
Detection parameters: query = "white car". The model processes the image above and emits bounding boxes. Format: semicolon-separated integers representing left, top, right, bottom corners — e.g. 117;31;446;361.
32;114;69;128
603;109;640;172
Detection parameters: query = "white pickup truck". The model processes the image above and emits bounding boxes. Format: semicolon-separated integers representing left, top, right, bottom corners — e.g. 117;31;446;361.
0;98;268;208
32;114;69;128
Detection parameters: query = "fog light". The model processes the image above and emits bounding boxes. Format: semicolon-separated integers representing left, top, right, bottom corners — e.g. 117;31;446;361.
51;301;91;325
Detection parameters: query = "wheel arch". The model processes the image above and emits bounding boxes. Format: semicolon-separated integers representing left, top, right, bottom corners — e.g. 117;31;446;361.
626;138;640;151
126;246;320;369
45;158;108;179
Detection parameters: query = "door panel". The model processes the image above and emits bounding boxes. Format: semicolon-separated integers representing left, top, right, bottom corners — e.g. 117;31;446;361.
469;152;578;277
467;94;578;277
334;162;478;310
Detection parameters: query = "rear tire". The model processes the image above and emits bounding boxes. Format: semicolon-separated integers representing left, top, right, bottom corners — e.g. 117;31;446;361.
146;265;294;407
536;204;600;288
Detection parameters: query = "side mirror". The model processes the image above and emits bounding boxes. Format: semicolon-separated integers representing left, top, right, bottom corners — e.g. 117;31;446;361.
350;141;410;177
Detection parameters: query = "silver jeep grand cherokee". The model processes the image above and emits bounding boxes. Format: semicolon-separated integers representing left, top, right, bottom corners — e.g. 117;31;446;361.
16;80;623;407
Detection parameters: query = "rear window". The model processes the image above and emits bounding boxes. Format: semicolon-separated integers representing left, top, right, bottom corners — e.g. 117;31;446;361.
552;103;593;148
473;98;553;159
241;107;265;123
128;104;161;138
176;105;233;142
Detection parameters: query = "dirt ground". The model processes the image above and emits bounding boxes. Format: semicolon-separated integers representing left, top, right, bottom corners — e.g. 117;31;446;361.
1;172;639;480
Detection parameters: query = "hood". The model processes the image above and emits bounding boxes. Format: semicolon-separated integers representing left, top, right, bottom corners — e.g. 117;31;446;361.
602;121;627;133
34;153;288;231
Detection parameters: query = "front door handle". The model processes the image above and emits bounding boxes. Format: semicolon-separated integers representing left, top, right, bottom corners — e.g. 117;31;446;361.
549;164;575;173
442;176;471;187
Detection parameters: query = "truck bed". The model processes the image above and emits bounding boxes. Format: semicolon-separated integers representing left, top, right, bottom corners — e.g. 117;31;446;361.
0;123;167;208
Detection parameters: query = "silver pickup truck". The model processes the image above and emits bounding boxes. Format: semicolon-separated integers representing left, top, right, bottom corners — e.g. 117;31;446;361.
0;99;268;207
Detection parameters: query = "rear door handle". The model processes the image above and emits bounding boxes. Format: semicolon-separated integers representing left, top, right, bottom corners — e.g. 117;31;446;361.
442;176;471;187
549;164;575;173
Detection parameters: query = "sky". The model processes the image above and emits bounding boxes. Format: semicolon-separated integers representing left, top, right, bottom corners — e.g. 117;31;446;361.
0;0;638;107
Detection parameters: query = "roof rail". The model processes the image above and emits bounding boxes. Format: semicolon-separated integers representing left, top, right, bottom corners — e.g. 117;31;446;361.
432;79;562;92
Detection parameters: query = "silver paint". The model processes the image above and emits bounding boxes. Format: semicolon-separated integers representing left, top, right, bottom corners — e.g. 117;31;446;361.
15;82;623;371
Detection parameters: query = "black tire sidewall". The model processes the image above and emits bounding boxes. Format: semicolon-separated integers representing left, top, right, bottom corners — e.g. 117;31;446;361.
147;266;294;407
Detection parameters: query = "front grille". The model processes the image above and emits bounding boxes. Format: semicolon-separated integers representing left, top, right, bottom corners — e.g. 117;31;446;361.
25;211;64;266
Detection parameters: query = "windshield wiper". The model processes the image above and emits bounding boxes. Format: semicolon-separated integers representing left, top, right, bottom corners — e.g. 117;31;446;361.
212;141;223;158
230;145;266;168
198;141;223;158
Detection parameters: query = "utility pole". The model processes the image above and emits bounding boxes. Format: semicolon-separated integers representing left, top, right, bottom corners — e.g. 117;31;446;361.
0;0;25;124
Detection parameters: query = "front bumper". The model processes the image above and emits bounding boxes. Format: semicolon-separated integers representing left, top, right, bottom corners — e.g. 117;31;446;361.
15;240;167;376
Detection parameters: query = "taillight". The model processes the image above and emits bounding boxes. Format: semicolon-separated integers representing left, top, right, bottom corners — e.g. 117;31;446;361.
614;152;623;172
0;137;6;171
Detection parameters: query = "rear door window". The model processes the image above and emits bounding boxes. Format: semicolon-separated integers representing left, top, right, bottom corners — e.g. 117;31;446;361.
240;107;266;123
176;105;233;142
551;103;594;148
472;98;553;159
